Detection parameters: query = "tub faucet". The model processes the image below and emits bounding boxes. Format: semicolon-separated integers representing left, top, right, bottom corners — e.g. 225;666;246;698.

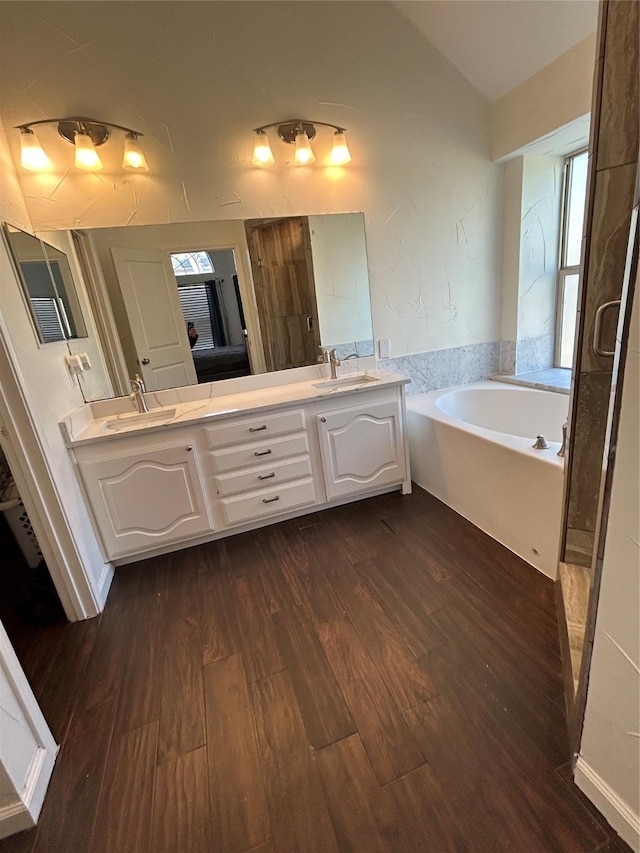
557;421;568;458
129;378;149;413
329;348;341;379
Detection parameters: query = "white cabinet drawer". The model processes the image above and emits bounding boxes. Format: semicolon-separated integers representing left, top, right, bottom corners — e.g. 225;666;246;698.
208;433;310;474
214;456;313;498
220;478;317;526
205;409;306;448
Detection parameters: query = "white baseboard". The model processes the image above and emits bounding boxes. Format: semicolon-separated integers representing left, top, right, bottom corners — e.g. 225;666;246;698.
97;561;114;607
575;757;640;852
0;800;33;840
0;745;57;840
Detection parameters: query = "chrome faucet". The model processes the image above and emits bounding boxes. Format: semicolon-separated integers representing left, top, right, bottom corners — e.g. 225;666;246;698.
329;348;341;379
557;421;568;458
129;378;149;413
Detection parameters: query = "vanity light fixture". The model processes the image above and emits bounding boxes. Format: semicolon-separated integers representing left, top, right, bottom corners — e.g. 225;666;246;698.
15;117;149;173
252;120;351;166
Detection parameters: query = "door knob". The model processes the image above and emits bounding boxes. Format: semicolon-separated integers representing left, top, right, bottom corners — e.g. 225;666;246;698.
141;358;150;365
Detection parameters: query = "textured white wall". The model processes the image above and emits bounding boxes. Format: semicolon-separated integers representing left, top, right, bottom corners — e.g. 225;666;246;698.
0;0;502;360
0;125;107;602
578;278;640;849
491;35;596;161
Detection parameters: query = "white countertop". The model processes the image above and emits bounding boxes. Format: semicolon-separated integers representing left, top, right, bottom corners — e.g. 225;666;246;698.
61;369;410;447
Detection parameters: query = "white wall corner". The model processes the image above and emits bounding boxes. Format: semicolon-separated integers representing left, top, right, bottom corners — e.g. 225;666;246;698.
574;757;640;852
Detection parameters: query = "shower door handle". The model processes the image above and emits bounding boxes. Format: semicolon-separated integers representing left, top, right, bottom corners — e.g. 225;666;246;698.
306;315;313;333
592;300;620;357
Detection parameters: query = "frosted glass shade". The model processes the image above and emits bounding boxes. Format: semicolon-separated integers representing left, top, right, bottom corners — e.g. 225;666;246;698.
74;133;103;170
330;131;351;165
252;131;275;166
19;129;51;171
123;133;149;171
294;131;315;165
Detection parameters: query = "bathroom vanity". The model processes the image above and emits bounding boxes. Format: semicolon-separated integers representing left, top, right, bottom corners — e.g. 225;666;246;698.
61;369;411;563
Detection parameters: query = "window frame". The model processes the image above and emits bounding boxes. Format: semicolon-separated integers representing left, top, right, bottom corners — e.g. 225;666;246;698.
555;147;589;369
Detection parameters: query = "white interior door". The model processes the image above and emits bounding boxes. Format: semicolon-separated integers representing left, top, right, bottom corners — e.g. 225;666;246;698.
111;247;197;391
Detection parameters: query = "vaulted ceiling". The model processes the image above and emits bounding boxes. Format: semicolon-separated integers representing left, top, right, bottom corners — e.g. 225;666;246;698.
394;0;599;101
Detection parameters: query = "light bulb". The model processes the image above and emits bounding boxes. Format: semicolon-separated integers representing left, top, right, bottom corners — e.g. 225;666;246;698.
330;131;351;165
19;128;51;171
74;132;103;170
252;130;275;166
123;133;149;171
294;130;315;165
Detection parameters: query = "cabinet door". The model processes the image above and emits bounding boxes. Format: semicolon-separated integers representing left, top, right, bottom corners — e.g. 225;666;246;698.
80;441;211;558
317;399;405;500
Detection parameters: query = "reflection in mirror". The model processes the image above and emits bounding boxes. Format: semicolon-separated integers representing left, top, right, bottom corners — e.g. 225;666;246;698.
3;223;87;344
50;213;374;401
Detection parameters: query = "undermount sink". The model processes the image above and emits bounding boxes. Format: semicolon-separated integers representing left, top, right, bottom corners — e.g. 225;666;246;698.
312;373;379;390
101;407;177;432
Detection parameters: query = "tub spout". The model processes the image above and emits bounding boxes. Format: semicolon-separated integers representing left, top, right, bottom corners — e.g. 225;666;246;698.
557;421;568;458
532;434;549;450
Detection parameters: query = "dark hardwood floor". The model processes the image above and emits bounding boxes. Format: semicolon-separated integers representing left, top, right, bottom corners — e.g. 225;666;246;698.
0;487;631;852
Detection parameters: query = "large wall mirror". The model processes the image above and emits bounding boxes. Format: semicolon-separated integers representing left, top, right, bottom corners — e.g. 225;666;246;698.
50;213;374;402
3;224;87;344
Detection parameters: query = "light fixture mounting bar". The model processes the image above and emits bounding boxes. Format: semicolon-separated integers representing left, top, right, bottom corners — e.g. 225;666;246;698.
15;116;145;148
253;119;347;145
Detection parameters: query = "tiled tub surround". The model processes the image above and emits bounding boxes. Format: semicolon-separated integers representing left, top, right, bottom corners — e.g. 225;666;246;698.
406;380;569;578
500;334;555;376
379;341;500;395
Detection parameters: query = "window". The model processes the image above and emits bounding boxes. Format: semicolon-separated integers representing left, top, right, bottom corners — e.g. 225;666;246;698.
556;149;588;368
170;251;214;276
177;284;215;350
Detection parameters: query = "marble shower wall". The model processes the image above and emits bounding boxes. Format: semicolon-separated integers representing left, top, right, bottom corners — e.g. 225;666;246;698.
561;0;639;568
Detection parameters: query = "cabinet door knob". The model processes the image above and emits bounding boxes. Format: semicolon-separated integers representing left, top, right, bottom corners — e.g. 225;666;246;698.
140;358;150;365
320;416;326;422
186;445;193;451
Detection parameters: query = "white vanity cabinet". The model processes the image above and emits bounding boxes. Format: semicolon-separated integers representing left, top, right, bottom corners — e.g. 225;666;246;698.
317;396;406;500
202;407;321;527
75;429;212;558
66;372;411;563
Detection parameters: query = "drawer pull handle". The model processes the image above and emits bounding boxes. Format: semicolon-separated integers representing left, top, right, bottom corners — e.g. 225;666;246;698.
258;472;276;480
255;449;272;457
250;425;267;432
262;495;280;504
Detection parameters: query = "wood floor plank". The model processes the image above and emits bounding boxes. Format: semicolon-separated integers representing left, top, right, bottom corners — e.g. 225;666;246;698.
250;671;339;853
352;558;448;657
157;614;206;764
36;616;99;746
272;605;356;749
386;764;470;852
203;654;270;852
315;734;406;853
337;580;440;711
151;747;211;853
233;572;283;683
406;693;610;852
317;616;425;784
196;551;240;666
429;607;571;768
278;542;346;626
91;721;158;853
31;699;116;853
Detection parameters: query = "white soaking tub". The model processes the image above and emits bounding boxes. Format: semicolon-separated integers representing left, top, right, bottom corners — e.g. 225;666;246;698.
406;380;569;579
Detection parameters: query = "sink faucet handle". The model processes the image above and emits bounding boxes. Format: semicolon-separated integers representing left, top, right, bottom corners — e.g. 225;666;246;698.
318;346;330;363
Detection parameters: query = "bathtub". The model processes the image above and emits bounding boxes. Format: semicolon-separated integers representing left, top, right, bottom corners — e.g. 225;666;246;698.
406;380;569;579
